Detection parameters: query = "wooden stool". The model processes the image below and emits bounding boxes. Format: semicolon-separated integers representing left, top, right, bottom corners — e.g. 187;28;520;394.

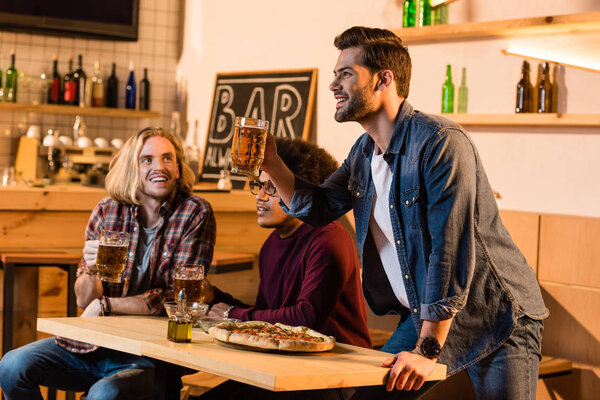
1;252;79;400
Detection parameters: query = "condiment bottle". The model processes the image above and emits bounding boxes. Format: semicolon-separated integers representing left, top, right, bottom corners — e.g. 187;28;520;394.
167;289;192;343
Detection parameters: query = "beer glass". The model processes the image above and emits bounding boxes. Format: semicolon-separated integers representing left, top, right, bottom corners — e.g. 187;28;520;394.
230;117;269;178
173;264;205;302
96;230;130;282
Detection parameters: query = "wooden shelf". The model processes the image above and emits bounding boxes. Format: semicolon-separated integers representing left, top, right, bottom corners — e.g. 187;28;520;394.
438;113;600;128
0;102;160;119
392;11;600;44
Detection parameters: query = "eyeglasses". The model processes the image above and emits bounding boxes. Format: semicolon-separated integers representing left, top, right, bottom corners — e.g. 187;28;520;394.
249;180;277;196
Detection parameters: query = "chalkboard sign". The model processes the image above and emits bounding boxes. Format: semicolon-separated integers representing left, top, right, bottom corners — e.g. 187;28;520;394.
201;69;317;188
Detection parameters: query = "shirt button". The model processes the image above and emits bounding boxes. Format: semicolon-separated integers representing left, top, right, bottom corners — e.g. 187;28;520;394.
413;308;418;313
356;191;360;196
129;252;134;257
390;204;394;209
405;200;410;205
405;274;409;279
396;240;400;245
163;251;168;257
133;226;138;231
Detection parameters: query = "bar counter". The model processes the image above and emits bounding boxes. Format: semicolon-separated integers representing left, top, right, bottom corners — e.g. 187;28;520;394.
0;184;270;254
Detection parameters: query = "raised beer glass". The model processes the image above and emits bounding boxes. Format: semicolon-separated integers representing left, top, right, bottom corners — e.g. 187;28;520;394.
230;117;269;178
96;230;130;283
173;264;205;302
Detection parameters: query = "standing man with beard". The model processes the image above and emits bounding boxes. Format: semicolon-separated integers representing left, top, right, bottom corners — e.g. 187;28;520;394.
260;27;547;399
0;127;216;399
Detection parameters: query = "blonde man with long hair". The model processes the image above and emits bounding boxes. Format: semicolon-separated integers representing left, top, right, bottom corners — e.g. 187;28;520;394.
0;127;216;400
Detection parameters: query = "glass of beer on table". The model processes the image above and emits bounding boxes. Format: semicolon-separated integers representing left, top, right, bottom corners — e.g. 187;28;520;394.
96;230;130;282
173;264;205;302
230;117;269;178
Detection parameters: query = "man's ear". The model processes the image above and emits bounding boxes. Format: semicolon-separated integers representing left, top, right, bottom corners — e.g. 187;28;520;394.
376;70;394;91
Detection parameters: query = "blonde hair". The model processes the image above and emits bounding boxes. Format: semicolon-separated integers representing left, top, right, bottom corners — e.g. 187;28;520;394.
105;127;196;204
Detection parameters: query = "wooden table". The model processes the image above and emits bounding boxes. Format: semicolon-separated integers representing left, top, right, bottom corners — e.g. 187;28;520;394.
37;316;446;392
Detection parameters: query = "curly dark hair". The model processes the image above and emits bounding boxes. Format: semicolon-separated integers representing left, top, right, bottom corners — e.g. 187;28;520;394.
334;26;411;98
276;138;339;185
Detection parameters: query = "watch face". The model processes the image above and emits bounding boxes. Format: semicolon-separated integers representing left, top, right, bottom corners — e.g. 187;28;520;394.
420;337;442;359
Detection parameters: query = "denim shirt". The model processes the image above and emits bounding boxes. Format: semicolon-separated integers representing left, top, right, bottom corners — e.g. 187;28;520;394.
282;101;548;375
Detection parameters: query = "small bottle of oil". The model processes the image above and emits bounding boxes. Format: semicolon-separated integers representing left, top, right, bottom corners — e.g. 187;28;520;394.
167;289;192;343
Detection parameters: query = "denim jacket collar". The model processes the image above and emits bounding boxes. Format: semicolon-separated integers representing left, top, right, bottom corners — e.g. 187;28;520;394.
360;100;414;160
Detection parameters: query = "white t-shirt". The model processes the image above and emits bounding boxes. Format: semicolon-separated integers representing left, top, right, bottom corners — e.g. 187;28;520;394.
369;147;410;308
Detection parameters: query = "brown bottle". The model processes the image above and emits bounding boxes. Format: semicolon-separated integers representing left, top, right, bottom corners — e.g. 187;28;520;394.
536;62;552;113
515;61;533;113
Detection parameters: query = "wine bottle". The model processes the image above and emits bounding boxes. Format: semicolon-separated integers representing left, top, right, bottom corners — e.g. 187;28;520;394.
91;61;104;107
403;0;416;28
125;61;136;109
5;49;18;103
73;54;87;105
441;64;454;113
139;68;150;110
537;62;552;113
63;57;76;105
48;55;62;104
457;67;468;113
418;0;432;27
105;62;119;108
515;61;533;113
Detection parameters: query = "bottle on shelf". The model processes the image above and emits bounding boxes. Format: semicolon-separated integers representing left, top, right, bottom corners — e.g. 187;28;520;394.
403;0;416;28
418;0;432;27
536;62;552;113
5;49;18;103
63;57;76;105
515;61;533;113
533;63;542;112
125;61;136;110
48;54;62;104
553;64;568;114
551;63;558;113
441;64;454;113
457;67;468;113
433;4;449;25
73;54;87;106
139;68;150;111
91;61;104;107
105;62;119;108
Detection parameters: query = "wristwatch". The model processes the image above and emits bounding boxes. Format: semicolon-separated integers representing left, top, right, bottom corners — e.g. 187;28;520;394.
417;336;443;359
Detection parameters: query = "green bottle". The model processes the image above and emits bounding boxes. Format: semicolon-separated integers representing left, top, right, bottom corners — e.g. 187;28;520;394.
441;64;454;113
418;0;432;27
5;49;17;103
403;0;416;28
457;67;468;113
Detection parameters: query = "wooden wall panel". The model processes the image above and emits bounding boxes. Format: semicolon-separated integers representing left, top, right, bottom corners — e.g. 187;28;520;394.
538;214;600;288
0;211;88;251
540;282;600;367
498;210;540;271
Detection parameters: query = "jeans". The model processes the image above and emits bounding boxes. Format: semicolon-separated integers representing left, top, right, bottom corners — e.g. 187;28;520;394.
0;338;155;400
347;314;543;400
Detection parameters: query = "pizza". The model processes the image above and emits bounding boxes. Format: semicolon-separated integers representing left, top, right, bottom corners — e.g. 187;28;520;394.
208;320;336;352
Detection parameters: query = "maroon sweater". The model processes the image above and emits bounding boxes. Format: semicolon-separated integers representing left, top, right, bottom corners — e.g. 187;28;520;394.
214;221;371;348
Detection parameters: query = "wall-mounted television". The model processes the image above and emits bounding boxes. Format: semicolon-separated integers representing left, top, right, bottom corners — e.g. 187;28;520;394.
0;0;139;41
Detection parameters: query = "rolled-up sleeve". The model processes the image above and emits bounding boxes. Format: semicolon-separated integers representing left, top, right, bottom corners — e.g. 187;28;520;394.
420;129;477;321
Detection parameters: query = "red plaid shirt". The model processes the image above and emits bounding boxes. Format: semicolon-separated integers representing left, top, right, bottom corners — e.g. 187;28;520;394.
56;189;216;353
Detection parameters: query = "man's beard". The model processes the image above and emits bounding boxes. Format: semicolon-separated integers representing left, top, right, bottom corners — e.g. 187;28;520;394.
334;86;376;123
